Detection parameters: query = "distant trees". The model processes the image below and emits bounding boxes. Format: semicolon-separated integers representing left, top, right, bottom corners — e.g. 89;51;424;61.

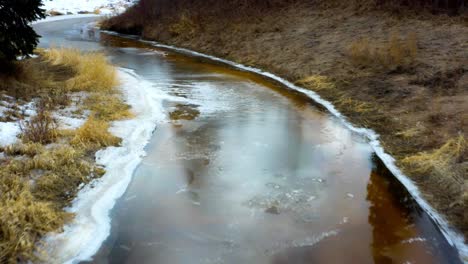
0;0;45;63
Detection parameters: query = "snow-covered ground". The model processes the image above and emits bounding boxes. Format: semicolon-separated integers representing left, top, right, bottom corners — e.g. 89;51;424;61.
0;97;35;148
42;0;137;15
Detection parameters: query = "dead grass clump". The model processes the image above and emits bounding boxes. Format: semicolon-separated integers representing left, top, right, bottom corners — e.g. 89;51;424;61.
43;48;118;93
30;145;102;203
3;142;44;157
84;93;133;121
20;110;58;144
0;189;68;263
71;116;121;149
336;97;375;113
297;75;336;91
348;32;418;70
401;135;466;190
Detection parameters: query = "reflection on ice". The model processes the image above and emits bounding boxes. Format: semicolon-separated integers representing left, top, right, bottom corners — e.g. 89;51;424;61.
35;18;464;263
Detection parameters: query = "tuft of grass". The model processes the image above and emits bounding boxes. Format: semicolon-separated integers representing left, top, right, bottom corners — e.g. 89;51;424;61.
395;126;424;139
42;48;118;92
84;93;133;121
401;135;466;185
297;75;336;90
348;32;418;70
335;97;375;113
0;188;69;263
71;116;121;150
3;142;45;157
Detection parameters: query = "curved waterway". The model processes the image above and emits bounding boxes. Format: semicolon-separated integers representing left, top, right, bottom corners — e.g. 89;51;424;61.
34;17;463;263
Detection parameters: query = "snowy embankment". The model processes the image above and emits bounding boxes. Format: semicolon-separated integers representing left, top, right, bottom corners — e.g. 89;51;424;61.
43;68;170;263
42;0;136;15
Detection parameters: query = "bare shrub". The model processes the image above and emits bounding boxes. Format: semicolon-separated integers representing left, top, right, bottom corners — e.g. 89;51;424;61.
21;109;58;144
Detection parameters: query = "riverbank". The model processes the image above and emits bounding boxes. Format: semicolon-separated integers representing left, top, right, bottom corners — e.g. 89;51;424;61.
0;49;132;262
103;0;468;244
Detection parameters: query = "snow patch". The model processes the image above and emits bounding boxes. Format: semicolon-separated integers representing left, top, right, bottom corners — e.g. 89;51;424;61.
42;0;136;15
0;122;21;147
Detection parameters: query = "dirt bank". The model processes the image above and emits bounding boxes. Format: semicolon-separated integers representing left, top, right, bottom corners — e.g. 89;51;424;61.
103;1;468;240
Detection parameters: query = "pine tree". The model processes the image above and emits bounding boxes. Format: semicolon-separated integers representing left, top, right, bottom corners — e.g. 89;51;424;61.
0;0;46;62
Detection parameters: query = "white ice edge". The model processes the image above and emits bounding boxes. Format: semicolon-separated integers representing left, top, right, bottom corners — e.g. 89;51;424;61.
103;31;468;261
44;68;167;264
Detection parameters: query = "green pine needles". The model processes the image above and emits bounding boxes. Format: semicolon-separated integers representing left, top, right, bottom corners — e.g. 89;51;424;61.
0;0;46;62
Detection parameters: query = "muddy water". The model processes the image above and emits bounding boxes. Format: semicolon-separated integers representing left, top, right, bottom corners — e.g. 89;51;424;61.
34;18;461;263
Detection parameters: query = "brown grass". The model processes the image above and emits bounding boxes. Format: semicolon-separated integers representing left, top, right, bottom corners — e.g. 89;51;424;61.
401;135;466;182
84;93;133;121
348;32;418;70
42;48;118;93
0;48;128;262
71;116;121;150
169;13;199;37
297;75;336;91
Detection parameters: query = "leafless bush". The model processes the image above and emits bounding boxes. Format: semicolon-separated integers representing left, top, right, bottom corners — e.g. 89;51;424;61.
20;108;58;144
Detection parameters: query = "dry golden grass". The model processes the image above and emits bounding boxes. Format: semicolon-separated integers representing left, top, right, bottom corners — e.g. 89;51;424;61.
0;48;128;262
71;116;121;150
297;75;336;91
42;48;118;92
42;48;131;120
0;188;68;263
348;32;418;70
395;126;425;139
401;135;466;193
3;142;44;157
84;93;133;121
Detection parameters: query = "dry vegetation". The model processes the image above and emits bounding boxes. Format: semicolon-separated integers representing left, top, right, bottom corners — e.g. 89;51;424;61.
348;32;418;70
104;0;468;239
0;49;129;262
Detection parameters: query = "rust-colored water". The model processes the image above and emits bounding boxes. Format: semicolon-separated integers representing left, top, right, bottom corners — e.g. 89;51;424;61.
34;18;461;264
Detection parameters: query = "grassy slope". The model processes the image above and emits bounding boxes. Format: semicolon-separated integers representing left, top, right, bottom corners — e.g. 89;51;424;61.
0;49;130;263
103;1;468;239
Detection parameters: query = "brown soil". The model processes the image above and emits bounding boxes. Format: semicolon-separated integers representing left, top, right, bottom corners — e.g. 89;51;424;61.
103;2;468;240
